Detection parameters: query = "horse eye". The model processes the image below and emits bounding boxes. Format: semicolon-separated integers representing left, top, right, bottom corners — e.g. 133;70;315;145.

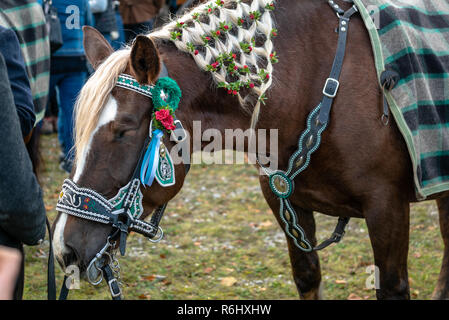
115;130;127;140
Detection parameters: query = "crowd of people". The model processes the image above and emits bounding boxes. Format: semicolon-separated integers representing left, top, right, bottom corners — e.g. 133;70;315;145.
0;0;188;300
43;0;183;173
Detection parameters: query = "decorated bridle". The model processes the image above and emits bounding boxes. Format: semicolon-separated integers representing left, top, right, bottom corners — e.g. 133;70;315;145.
56;71;189;300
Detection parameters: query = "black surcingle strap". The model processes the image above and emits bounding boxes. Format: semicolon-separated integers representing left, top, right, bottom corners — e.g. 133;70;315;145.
380;70;400;125
314;217;350;250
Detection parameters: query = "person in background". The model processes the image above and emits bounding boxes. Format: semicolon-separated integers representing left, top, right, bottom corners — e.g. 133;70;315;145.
111;1;126;50
49;0;93;173
90;0;119;45
0;0;51;173
168;0;178;14
0;1;51;130
0;27;36;139
119;0;165;43
0;53;47;300
0;246;21;300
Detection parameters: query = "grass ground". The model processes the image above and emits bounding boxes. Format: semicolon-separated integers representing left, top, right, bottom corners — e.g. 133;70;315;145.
23;133;443;300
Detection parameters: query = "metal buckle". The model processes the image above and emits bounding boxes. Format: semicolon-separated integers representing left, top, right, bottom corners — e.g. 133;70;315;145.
323;78;340;98
108;278;122;298
170;120;187;143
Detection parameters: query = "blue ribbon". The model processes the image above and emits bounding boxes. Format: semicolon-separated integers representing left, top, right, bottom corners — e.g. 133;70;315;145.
140;129;164;187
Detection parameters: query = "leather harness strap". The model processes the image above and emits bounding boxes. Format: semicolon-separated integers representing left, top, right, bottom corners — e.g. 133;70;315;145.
261;1;359;252
319;4;359;125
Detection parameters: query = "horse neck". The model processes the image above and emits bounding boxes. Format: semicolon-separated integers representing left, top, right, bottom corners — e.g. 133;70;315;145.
159;42;253;152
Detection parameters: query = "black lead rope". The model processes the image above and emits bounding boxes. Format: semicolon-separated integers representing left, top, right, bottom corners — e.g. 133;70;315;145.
46;218;56;300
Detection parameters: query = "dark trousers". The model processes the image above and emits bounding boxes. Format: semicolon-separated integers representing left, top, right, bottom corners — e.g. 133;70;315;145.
123;19;154;43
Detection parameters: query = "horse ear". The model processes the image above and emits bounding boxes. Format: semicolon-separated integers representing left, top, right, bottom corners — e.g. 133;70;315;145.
83;26;113;69
130;35;161;84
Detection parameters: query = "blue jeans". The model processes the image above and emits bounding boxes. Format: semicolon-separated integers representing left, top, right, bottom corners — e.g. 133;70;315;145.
111;11;126;50
49;71;86;160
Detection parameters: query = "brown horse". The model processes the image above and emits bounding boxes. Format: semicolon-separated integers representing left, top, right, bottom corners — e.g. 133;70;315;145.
52;0;449;300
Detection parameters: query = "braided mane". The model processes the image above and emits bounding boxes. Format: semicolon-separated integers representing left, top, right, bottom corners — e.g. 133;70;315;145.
74;0;278;164
150;0;277;128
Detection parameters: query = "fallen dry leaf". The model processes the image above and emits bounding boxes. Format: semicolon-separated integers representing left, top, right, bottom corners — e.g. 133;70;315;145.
335;279;347;284
259;220;273;228
138;294;151;300
162;279;172;286
204;267;214;274
347;293;363;300
221;277;237;287
143;275;156;281
413;252;421;258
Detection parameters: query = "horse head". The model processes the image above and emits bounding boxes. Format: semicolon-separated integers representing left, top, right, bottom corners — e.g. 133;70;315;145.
52;27;190;277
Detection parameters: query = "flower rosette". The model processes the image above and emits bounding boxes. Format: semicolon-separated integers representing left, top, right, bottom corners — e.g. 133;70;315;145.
153;107;176;131
150;77;182;133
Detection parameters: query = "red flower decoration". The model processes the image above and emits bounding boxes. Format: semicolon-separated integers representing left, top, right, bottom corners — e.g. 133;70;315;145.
155;109;176;130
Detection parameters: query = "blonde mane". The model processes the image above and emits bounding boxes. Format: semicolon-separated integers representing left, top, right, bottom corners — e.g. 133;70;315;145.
74;0;277;164
74;49;130;163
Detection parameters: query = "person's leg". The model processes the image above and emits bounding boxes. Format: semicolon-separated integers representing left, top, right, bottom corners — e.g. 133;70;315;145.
57;71;86;170
112;11;126;50
42;75;60;134
0;245;22;300
123;19;154;43
123;23;138;43
102;32;112;44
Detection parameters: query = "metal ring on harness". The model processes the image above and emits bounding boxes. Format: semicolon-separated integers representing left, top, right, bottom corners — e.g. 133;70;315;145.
148;226;164;243
86;238;115;285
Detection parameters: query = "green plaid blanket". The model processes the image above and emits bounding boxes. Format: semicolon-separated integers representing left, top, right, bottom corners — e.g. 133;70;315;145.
354;0;449;199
